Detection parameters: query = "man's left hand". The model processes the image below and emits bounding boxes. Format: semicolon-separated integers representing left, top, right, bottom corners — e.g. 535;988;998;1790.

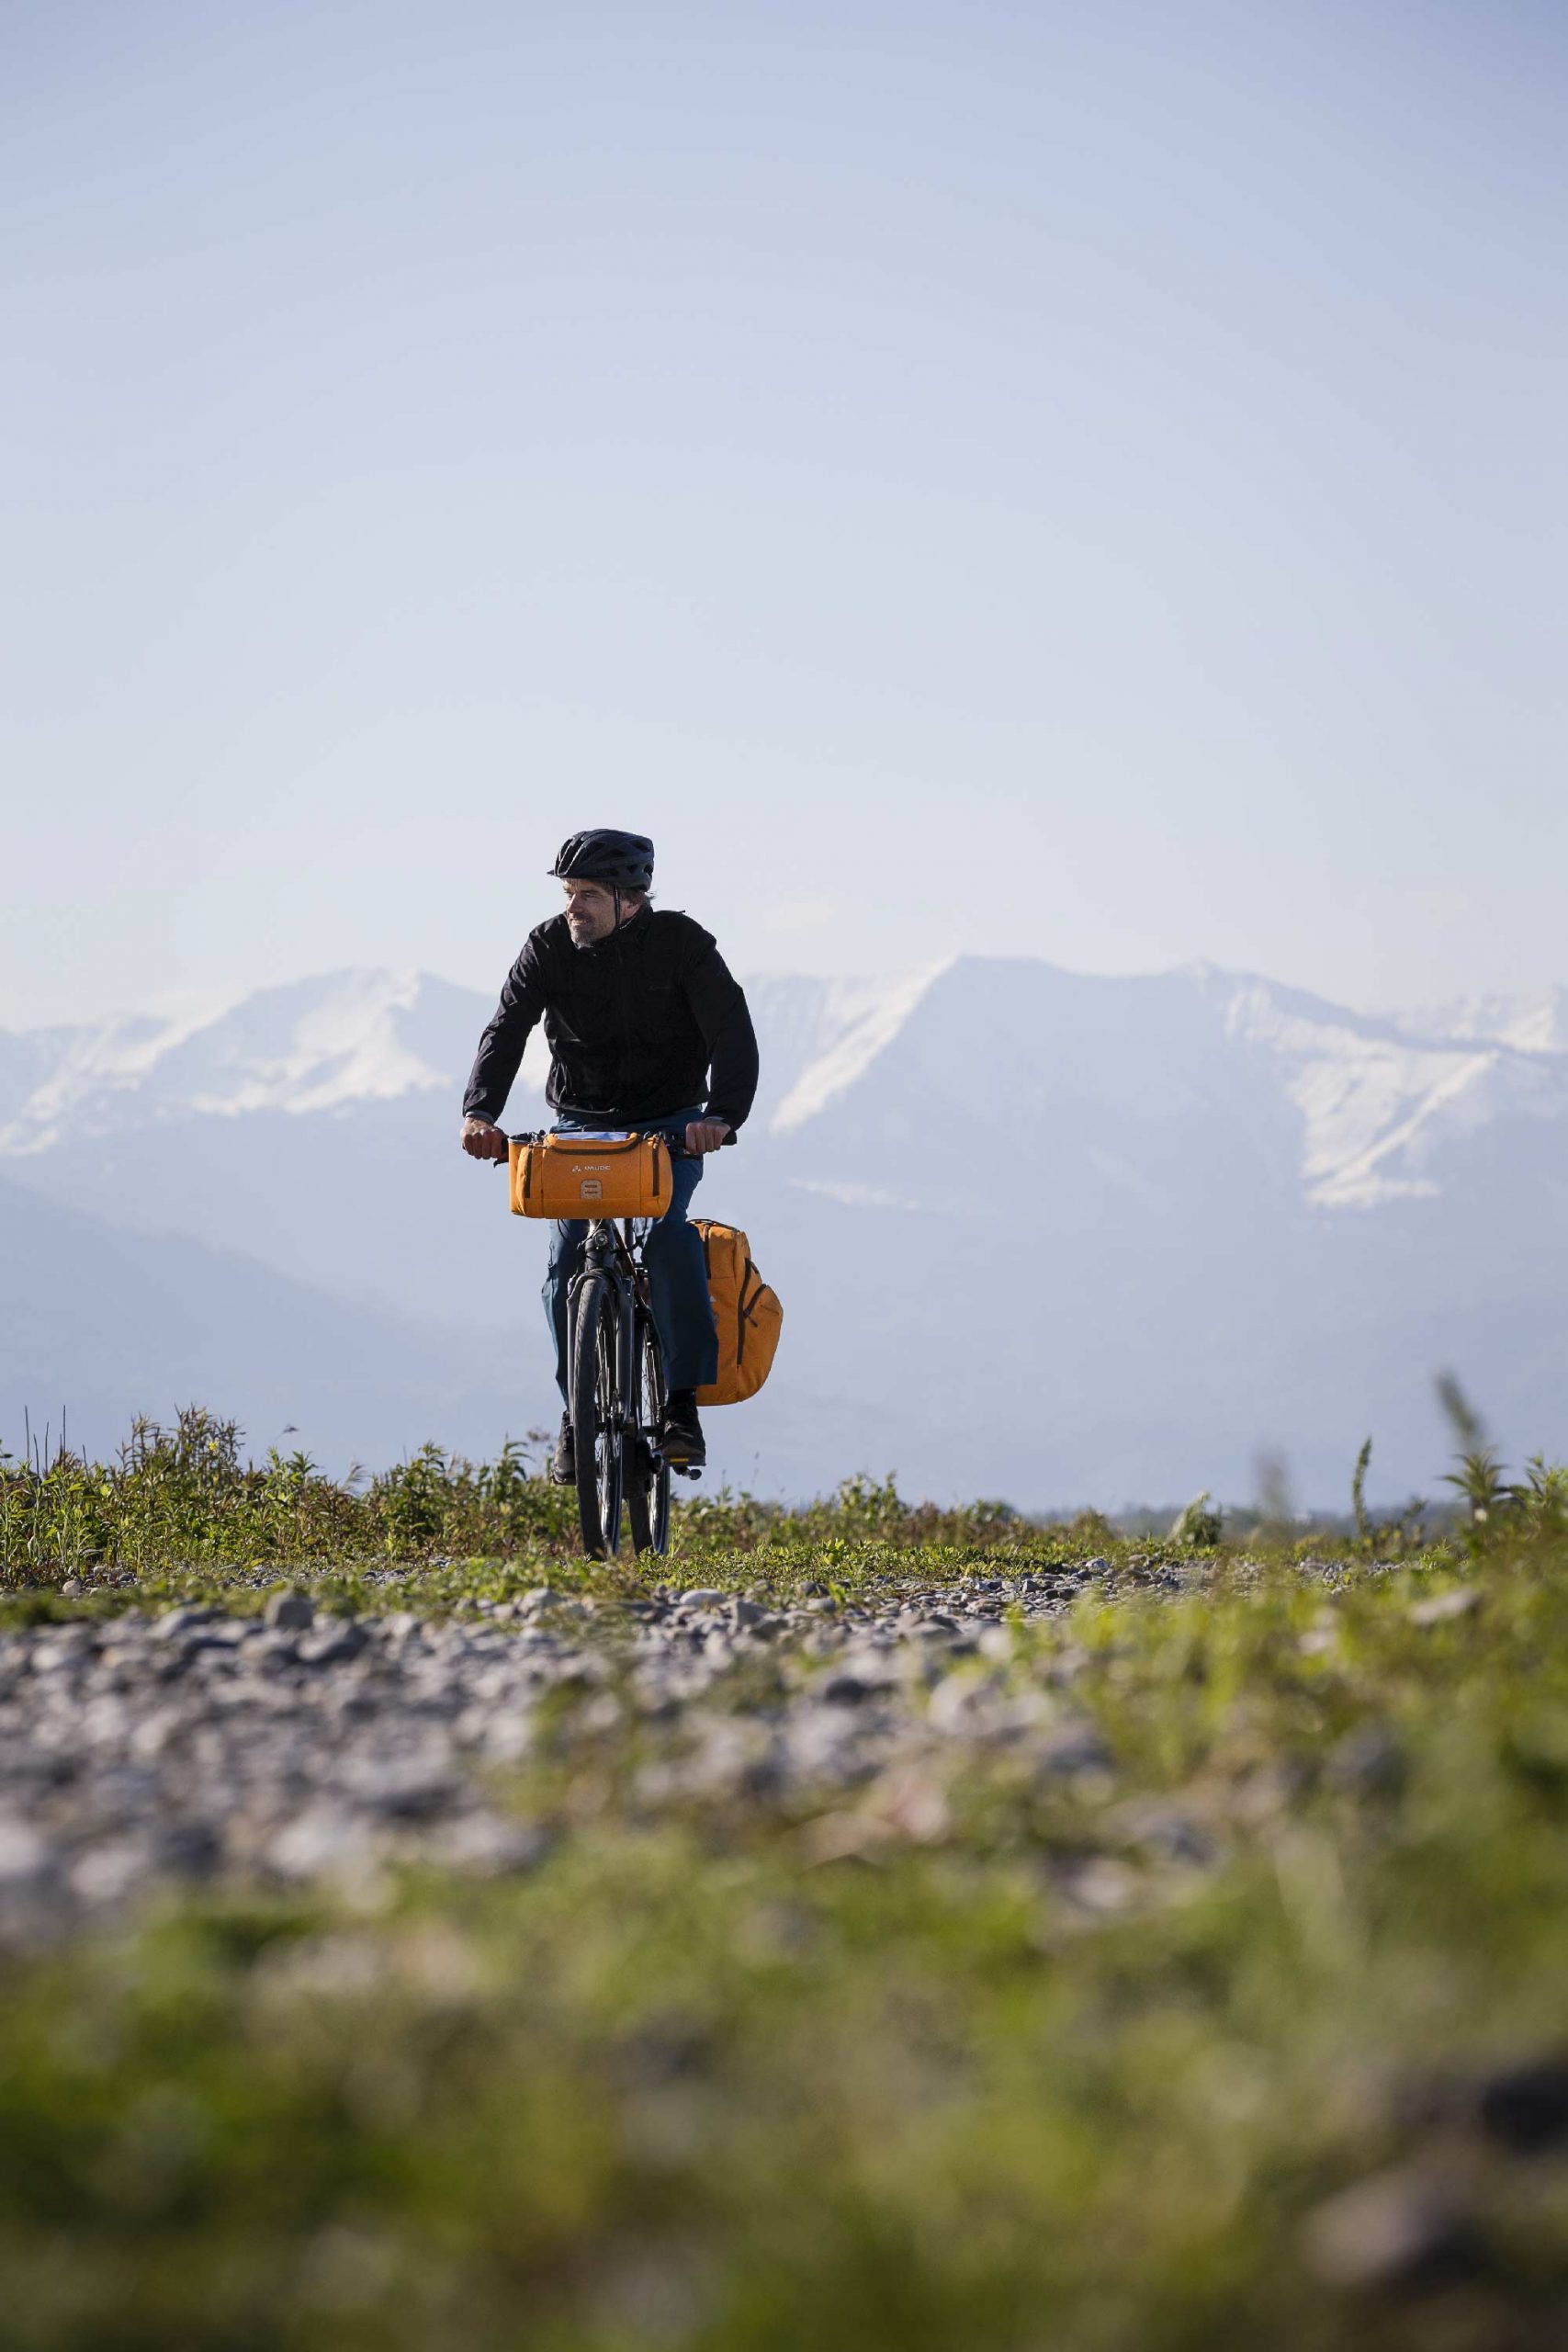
684;1119;731;1155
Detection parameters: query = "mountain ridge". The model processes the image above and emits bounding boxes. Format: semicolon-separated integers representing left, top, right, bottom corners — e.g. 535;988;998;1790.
5;956;1566;1504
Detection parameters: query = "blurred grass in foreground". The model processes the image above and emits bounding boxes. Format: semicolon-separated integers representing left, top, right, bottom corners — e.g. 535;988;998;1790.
0;1407;1566;2346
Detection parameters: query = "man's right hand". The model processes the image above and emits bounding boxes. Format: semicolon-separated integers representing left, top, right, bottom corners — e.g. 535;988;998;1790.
461;1116;509;1161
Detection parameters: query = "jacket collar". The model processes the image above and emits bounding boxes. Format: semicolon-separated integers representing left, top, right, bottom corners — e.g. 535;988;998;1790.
581;899;652;956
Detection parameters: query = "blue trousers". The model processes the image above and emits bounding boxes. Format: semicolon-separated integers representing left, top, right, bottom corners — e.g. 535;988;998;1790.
543;1109;719;1401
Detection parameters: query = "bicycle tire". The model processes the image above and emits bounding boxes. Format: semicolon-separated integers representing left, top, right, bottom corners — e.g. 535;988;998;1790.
570;1271;623;1558
626;1312;671;1555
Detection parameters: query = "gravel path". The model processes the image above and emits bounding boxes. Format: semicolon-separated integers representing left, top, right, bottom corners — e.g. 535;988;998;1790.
0;1566;1195;1940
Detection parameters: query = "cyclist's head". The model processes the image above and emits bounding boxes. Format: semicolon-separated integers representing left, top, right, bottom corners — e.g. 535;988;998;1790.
551;830;655;947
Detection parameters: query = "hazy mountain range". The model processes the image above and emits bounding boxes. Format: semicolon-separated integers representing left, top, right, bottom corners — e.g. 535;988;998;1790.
5;957;1566;1508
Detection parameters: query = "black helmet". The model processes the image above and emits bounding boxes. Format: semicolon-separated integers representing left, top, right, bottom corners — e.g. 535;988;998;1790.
549;830;655;891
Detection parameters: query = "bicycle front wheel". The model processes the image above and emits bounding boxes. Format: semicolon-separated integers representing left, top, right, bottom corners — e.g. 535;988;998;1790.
626;1311;671;1556
570;1272;624;1559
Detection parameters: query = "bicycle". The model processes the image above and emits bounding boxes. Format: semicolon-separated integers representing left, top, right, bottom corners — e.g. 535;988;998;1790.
558;1171;703;1560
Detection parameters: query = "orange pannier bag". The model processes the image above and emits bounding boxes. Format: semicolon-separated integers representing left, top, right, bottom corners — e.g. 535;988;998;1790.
508;1131;672;1221
693;1219;783;1406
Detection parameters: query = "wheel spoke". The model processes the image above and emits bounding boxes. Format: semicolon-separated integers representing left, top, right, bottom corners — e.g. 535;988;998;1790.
626;1314;671;1556
570;1272;623;1558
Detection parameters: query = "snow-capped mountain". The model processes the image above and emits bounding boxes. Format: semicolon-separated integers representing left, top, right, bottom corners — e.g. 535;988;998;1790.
1384;987;1568;1057
0;970;481;1148
5;956;1566;1504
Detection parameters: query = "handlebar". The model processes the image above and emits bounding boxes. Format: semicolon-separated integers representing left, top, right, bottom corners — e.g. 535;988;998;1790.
467;1120;731;1171
488;1125;705;1163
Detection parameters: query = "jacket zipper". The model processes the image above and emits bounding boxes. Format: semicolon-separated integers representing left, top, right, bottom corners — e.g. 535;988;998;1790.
612;922;635;1112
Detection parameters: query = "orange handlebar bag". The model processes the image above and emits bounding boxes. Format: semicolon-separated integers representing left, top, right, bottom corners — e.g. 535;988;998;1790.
508;1131;672;1220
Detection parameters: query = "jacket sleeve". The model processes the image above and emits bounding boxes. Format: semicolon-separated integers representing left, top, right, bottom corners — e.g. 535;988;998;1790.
463;942;547;1124
682;943;759;1137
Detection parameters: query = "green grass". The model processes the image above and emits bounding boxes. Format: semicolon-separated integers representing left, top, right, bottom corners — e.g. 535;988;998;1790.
1;1406;1044;1610
3;1415;1568;2346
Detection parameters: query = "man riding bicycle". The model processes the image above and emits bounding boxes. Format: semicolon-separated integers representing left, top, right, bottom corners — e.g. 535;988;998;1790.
460;830;759;1480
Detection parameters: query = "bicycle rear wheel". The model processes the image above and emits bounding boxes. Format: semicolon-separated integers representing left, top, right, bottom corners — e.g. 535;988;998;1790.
626;1311;671;1556
570;1271;624;1558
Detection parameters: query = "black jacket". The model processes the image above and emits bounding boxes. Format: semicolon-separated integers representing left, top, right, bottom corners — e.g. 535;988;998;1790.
463;905;760;1137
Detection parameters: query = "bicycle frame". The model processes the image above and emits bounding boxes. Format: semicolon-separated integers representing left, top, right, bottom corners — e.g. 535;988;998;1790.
566;1216;656;1464
513;1122;698;1555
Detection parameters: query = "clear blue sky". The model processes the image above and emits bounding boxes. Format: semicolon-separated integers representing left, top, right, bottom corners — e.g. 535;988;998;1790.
4;0;1564;1025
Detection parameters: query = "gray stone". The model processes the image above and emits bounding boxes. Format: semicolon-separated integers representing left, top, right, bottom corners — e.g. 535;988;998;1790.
152;1606;221;1640
0;1816;58;1894
342;1754;458;1820
265;1589;316;1631
441;1813;550;1874
29;1640;90;1678
186;1620;251;1652
269;1803;366;1881
159;1819;222;1878
1120;1804;1217;1868
819;1672;874;1707
1302;2167;1473;2291
1034;1723;1114;1777
1329;1723;1405;1797
296;1623;369;1667
1408;1587;1481;1628
1477;2055;1568;2153
1056;1855;1136;1913
71;1837;154;1905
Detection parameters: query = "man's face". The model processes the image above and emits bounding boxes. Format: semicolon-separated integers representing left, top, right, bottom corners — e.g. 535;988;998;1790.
563;878;622;946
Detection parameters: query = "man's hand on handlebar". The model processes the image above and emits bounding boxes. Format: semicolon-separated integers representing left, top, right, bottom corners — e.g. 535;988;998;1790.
461;1116;509;1162
683;1119;731;1156
462;1115;727;1159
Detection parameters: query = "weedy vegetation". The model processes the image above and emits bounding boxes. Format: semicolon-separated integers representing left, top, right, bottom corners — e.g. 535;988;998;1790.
2;1406;1038;1611
1;1385;1566;2349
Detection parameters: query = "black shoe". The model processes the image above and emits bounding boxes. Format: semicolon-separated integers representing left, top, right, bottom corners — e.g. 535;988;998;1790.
551;1414;575;1486
660;1388;705;1467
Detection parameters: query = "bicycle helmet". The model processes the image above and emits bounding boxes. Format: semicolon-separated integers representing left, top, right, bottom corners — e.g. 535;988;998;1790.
549;830;655;891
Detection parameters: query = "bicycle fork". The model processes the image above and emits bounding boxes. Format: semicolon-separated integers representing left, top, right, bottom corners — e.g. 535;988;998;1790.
566;1238;626;1451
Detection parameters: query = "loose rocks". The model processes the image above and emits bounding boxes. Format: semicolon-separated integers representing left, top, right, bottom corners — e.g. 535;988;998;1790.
0;1568;1106;1941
